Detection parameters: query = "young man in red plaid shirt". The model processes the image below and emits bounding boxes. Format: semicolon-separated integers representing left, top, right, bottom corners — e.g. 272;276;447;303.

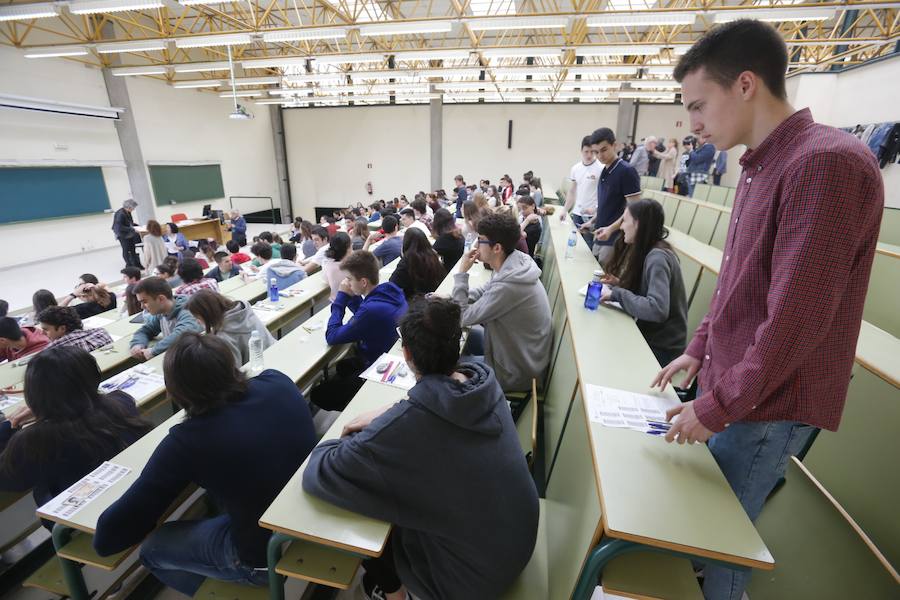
653;20;884;599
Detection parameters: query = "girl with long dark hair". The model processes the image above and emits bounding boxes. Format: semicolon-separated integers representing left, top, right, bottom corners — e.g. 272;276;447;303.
431;208;464;269
601;198;689;367
390;228;446;300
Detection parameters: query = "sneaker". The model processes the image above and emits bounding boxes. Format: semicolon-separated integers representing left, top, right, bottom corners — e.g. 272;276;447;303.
361;573;410;600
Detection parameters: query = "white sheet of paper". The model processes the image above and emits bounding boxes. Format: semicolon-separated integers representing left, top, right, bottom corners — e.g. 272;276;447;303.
585;384;679;435
576;286;622;310
0;394;23;411
82;315;114;329
99;367;165;401
38;461;131;520
360;353;417;391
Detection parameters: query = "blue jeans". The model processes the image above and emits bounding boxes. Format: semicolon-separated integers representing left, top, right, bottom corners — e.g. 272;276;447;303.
702;420;815;600
140;515;269;595
571;214;594;247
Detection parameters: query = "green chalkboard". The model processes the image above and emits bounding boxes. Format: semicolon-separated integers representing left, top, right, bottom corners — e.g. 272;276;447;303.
148;164;225;206
0;166;110;225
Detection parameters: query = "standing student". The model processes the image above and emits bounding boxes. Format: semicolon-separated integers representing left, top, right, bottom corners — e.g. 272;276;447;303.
39;306;114;352
629;137;655;176
578;127;643;263
364;215;403;266
94;333;316;596
452;213;552;392
225;240;251;265
713;149;728;186
164;223;189;258
653;20;884;600
186;291;274;365
516;195;542;257
174;258;219;296
228;210;247;246
309;251;407;412
431;208;465;269
112;199;142;269
390;229;445;300
453;175;467;218
322;232;351;301
299;226;330;274
563;137;603;238
141;220;168;273
599;199;688;367
686;138;716;196
0;347;150;520
129;277;202;361
303;297;539;600
0;317;50;362
206;252;241;282
654;139;680;192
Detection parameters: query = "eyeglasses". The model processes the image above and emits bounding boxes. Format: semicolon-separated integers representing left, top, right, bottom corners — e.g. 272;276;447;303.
477;239;494;246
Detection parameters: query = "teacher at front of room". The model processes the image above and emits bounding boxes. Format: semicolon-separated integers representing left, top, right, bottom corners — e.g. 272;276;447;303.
112;199;143;270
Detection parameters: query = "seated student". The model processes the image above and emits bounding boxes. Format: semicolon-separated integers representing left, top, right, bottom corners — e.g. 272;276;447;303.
175;258;219;296
164;223;189;258
225;239;251;265
0;346;150;521
72;284;117;319
198;240;218;268
0;317;50;362
322;232;351;301
324;217;339;238
186;290;274;365
364;215;403;266
258;231;282;258
367;202;382;223
351;218;369;251
183;248;209;270
293;221;316;258
452;213;552;392
0;299;8;318
94;333;316;595
31;289;58;323
398;208;431;238
155;261;183;289
310;251;407;412
261;243;306;289
516;195;542;257
410;198;433;231
303;297;539;600
390;229;445;300
249;241;273;269
431;208;465;269
599;199;688;367
206;251;241;282
129;277;202;361
120;266;143;316
38;306;113;352
299;226;330;274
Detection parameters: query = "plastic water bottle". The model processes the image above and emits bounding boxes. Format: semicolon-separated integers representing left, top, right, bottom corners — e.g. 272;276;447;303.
584;269;603;311
249;330;264;373
465;232;476;251
565;227;578;259
268;277;279;303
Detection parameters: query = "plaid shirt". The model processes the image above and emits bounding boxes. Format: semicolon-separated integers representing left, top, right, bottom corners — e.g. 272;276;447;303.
686;109;884;432
174;278;219;296
47;327;114;353
689;172;709;186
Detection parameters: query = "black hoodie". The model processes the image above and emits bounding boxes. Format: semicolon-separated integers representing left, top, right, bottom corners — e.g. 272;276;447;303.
303;362;539;599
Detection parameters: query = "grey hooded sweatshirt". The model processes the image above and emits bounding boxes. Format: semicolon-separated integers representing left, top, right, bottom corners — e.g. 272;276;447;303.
218;300;276;365
452;250;552;391
302;362;539;600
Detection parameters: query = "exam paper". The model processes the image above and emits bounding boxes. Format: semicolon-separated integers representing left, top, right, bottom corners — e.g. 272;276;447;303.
585;384;680;436
82;315;114;329
99;367;165;401
0;394;23;411
38;462;131;520
360;353;417;391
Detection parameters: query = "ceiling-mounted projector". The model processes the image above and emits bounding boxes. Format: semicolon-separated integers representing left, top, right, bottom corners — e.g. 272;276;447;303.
228;103;253;120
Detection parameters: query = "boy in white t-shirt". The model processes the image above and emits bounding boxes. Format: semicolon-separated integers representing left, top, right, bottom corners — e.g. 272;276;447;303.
561;135;604;244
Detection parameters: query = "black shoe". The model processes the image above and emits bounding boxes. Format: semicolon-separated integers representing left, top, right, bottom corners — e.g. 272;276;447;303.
361;573;387;600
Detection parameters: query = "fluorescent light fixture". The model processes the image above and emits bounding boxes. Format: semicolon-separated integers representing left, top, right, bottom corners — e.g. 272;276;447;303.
617;91;676;100
434;81;494;90
172;79;224;88
218;90;265;98
96;39;169;54
316;83;431;94
556;91;609;99
173;61;231;73
664;45;690;56
269;88;316;96
24;46;90;58
359;21;453;36
712;7;836;24
263;28;348;43
255;99;291;105
0;93;124;119
242;56;309;69
110;65;168;76
628;80;680;89
314;53;386;65
350;72;421;82
570;45;662;56
0;2;60;21
466;16;569;31
587;12;695;28
644;66;674;75
491;65;560;76
567;65;639;75
787;38;897;47
282;73;345;83
340;94;392;102
481;47;561;59
393;49;472;62
179;0;228;5
559;81;621;90
233;76;281;86
416;67;485;78
69;0;164;15
175;33;253;49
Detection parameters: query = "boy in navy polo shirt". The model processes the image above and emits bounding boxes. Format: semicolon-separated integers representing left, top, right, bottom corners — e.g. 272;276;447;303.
579;127;642;263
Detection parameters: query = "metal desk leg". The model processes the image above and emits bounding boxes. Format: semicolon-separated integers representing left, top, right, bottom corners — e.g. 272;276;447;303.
51;524;90;600
266;532;293;600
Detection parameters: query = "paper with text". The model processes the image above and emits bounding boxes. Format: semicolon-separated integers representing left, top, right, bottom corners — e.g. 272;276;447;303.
38;462;131;520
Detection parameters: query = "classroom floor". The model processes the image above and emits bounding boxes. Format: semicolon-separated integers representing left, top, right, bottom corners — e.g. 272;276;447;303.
0;224;276;311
